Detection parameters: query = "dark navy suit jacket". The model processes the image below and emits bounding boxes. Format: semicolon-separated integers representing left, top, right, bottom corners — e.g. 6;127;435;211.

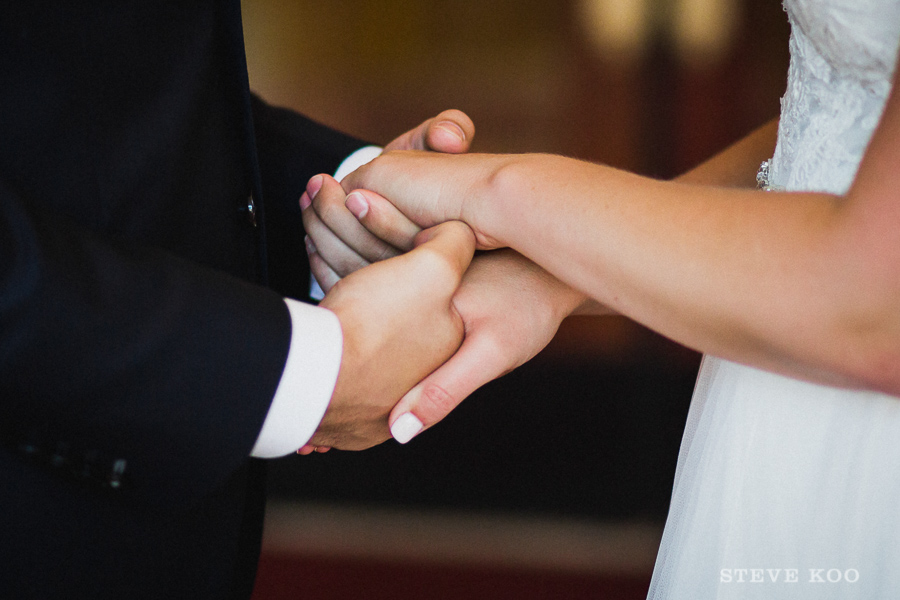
0;1;363;597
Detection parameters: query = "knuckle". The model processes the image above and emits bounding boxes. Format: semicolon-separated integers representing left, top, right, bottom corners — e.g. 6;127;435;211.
374;243;396;263
336;253;368;276
438;108;466;123
416;247;458;280
314;200;340;225
479;333;516;377
311;192;342;224
420;382;459;418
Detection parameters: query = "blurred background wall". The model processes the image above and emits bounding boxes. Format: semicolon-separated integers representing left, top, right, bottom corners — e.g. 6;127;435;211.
242;1;790;597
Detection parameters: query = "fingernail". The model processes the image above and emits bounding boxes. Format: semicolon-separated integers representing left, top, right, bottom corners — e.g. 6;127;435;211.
345;192;369;219
307;175;324;200
305;235;317;255
299;191;311;210
436;121;466;141
391;413;424;444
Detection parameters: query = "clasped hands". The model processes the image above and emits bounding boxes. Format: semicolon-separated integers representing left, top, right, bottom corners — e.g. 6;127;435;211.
300;111;590;453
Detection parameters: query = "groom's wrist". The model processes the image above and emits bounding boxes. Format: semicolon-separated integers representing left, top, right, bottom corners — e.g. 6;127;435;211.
250;299;342;458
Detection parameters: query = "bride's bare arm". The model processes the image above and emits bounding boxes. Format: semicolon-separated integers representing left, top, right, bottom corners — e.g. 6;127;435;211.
343;84;899;394
571;117;780;316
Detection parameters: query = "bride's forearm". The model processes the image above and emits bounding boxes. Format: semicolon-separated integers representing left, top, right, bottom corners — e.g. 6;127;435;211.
470;118;780;318
563;119;780;320
471;154;898;394
341;120;899;393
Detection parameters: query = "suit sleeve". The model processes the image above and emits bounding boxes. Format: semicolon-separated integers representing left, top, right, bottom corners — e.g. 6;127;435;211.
250;95;370;300
0;182;291;511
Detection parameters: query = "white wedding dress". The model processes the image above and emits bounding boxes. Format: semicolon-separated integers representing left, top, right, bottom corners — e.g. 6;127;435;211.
647;1;900;598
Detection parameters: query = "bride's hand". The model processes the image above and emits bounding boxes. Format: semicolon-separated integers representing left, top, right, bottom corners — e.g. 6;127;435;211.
340;151;513;251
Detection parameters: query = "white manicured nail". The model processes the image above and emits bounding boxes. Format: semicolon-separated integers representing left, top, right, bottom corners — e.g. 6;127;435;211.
391;413;424;444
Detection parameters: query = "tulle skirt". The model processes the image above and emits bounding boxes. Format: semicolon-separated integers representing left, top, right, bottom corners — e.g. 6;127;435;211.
648;356;900;599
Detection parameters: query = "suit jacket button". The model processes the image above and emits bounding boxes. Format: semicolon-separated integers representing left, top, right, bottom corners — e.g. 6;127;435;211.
241;194;258;227
107;459;127;489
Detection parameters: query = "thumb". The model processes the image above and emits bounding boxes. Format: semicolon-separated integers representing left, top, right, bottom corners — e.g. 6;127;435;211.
388;332;508;444
403;222;476;296
384;109;475;154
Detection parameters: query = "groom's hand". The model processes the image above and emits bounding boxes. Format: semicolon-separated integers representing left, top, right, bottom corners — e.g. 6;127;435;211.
382;109;475;154
306;221;475;451
303;176;598;444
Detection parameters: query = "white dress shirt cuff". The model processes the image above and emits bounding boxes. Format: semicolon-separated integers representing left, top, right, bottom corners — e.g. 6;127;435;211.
250;298;342;458
333;144;383;183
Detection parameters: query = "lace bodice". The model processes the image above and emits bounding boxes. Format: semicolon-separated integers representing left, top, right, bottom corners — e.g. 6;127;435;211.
770;0;900;194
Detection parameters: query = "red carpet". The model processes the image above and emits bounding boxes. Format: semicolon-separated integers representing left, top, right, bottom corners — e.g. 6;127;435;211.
252;552;651;600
